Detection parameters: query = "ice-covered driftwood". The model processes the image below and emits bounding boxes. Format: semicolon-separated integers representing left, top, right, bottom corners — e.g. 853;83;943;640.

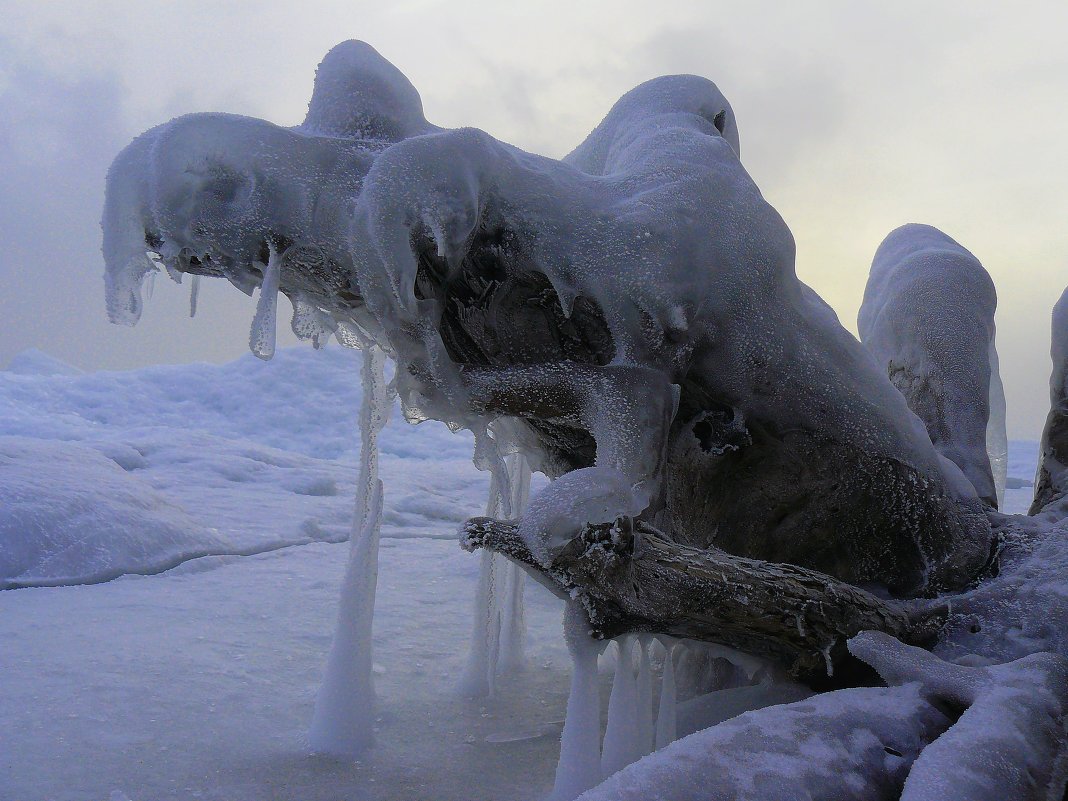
461;516;938;680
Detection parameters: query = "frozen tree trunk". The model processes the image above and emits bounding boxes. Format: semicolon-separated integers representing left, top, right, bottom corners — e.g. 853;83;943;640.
461;517;933;681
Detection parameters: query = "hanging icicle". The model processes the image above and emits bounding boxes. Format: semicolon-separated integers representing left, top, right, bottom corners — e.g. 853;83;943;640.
460;445;532;695
189;274;200;318
601;636;642;778
550;601;604;801
654;638;677;750
308;344;391;757
498;453;531;674
249;241;281;360
635;636;654;758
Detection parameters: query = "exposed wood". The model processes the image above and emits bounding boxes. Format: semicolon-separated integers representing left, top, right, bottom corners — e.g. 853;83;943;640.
461;517;942;680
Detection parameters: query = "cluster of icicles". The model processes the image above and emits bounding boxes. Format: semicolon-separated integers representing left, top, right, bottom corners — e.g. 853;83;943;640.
228;310;755;798
304;342;534;755
552;608;681;800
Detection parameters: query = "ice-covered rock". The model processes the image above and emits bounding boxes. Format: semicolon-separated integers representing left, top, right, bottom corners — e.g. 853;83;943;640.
859;224;1004;508
1032;286;1068;515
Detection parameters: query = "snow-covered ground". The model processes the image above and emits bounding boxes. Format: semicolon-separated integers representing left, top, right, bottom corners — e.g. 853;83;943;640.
0;347;1042;800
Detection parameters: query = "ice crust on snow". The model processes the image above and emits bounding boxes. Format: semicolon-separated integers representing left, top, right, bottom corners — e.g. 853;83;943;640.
859;224;1005;507
577;682;950;801
849;631;1068;801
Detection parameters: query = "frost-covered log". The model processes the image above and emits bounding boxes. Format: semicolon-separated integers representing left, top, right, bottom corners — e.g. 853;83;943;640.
859;224;1005;508
461;517;935;679
1032;286;1068;516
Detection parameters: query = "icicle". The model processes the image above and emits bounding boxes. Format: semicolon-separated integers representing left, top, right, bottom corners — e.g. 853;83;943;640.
601;636;641;778
461;446;532;693
249;242;281;360
550;601;603;801
636;636;654;757
459;470;505;697
498;453;532;674
308;345;390;757
188;274;200;318
144;269;157;300
654;639;677;750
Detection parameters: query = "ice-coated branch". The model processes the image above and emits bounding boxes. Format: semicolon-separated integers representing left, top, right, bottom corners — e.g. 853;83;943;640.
461;517;935;680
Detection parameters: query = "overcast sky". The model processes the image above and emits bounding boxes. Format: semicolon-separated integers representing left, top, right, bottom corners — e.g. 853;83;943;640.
2;1;1066;438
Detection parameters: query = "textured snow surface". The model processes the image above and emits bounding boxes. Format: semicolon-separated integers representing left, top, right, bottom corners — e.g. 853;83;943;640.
577;684;949;801
0;346;497;588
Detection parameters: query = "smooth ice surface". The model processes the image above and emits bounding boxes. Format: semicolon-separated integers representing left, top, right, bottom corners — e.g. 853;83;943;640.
859;224;1003;507
1;349;571;801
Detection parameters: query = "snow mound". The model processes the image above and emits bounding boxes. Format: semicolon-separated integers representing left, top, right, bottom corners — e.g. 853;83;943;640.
0;437;224;589
576;683;948;801
0;346;490;588
5;348;82;377
850;631;1068;801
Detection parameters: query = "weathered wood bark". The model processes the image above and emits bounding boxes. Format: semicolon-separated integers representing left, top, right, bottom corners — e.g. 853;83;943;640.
461;517;942;681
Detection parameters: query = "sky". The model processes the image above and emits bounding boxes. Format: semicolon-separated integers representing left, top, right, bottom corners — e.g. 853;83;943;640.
1;0;1066;438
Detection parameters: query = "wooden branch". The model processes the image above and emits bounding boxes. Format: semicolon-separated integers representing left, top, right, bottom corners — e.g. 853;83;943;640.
461;517;942;680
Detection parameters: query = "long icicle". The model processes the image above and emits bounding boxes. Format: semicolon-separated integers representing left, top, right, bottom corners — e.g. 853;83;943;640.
189;274;201;318
459;469;504;697
654;639;677;750
308;344;390;756
249;242;281;360
601;636;641;778
498;453;531;674
636;636;654;757
550;601;604;801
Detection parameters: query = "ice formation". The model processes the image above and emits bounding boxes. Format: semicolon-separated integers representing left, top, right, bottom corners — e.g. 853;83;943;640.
1032;286;1068;515
97;38;1068;799
307;344;391;756
460;450;532;695
859;224;1005;507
